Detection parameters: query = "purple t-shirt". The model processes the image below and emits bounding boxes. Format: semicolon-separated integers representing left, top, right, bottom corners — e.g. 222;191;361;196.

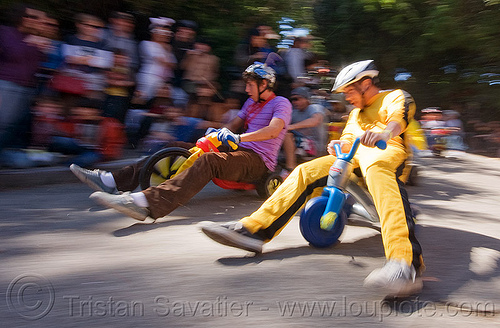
238;95;292;170
0;26;43;87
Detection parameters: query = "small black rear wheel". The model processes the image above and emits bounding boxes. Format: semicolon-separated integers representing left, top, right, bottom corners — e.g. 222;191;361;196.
139;147;192;190
256;172;283;199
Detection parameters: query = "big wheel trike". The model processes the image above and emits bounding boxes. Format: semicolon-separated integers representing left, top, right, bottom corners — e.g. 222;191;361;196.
138;132;283;198
299;137;387;248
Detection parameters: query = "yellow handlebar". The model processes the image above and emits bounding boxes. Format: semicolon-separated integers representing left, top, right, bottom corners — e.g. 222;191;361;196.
206;132;239;150
171;132;238;178
228;140;238;150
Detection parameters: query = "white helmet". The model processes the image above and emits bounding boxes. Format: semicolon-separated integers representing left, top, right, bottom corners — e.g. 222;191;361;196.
332;60;379;93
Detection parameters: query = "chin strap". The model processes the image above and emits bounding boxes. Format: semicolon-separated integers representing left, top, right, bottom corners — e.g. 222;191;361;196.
354;84;368;109
257;80;269;102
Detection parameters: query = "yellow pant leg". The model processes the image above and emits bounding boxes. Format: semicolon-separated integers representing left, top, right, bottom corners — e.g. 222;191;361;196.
356;144;423;270
241;155;336;241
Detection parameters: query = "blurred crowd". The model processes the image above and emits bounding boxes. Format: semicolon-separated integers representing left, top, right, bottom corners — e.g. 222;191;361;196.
419;107;500;157
0;4;351;169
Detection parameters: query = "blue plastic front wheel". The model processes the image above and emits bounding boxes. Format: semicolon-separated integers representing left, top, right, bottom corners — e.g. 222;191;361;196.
299;196;347;248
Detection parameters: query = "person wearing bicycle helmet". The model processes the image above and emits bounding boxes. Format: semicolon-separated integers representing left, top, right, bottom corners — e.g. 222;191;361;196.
242;61;276;102
70;60;292;228
202;59;424;298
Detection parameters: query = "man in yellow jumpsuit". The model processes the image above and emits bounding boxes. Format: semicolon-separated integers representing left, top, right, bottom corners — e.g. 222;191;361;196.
201;60;424;297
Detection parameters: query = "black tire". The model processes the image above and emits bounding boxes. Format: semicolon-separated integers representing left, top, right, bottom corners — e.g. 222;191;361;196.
139;147;192;190
256;172;283;199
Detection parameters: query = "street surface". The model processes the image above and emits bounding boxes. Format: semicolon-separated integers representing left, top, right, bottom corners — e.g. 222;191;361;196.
0;151;499;327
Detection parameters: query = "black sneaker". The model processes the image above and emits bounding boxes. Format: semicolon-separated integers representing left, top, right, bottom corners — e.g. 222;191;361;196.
201;221;264;253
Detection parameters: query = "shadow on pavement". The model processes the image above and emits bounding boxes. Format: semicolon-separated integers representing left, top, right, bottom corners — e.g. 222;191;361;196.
215;225;500;314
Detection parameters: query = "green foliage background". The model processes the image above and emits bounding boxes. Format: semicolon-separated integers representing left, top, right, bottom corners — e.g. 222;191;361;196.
314;0;500;122
2;0;500;122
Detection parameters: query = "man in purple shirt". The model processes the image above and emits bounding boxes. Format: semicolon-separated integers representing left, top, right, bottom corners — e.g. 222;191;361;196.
70;62;292;221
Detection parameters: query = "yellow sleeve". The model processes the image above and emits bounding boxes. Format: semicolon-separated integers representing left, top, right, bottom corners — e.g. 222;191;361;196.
383;90;406;132
339;108;359;146
383;89;416;133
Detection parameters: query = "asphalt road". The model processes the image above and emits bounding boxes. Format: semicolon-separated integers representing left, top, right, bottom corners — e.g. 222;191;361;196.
0;151;499;327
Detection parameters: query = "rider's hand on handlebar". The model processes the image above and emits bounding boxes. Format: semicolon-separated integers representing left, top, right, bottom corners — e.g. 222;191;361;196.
327;140;351;155
217;127;241;149
360;130;390;148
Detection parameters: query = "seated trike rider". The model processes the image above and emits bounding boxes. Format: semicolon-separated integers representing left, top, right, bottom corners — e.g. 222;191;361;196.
70;62;292;222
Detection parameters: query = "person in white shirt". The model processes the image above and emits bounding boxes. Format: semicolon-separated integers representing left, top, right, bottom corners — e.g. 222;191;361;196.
134;17;177;103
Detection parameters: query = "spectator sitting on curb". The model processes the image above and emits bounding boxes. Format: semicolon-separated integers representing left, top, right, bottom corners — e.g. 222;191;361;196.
102;11;140;75
134;17;176;104
61;13;113;100
0;96;63;168
140;105;182;154
0;3;44;156
171;20;198;88
327;94;349;123
180;37;219;105
128;82;176;148
31;96;66;150
234;27;268;72
48;97;104;167
36;13;64;95
284;35;314;86
282;87;326;171
102;49;135;123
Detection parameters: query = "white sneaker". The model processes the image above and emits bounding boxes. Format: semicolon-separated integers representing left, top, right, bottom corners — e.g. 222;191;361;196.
364;259;423;297
90;191;150;221
70;164;118;194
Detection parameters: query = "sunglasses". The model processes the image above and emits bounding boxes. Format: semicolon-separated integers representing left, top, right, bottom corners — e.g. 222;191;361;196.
152;28;173;36
24;14;40;19
82;22;103;29
290;97;302;101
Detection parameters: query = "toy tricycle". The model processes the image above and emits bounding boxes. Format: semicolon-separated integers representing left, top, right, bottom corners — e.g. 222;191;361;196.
138;132;283;198
426;127;460;157
300;137;386;247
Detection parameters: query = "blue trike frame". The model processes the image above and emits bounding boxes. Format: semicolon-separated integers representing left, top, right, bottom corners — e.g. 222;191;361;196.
299;137;386;248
